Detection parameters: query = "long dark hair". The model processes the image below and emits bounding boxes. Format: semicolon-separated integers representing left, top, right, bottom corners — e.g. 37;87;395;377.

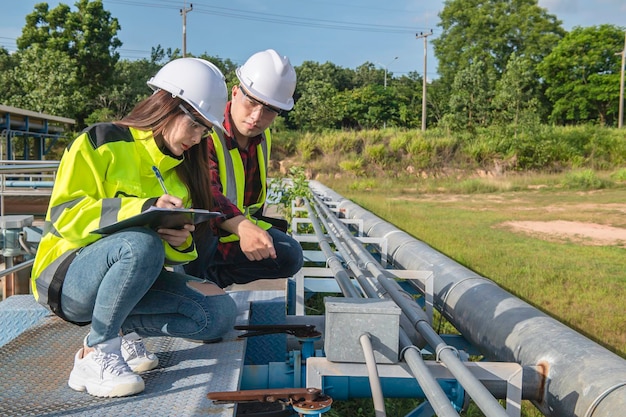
117;90;213;233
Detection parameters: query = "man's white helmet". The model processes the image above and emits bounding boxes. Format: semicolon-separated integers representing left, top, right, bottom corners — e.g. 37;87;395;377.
147;58;227;133
236;49;297;111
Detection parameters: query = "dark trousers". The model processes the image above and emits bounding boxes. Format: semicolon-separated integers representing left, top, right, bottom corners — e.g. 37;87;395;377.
185;227;304;288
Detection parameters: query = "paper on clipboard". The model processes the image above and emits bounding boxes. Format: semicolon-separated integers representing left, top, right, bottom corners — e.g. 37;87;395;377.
90;207;223;235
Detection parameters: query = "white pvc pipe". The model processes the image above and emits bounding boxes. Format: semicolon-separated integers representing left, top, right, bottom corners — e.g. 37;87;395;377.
360;333;387;417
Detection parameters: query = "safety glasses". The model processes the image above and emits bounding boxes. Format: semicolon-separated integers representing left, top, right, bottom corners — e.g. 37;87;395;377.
179;104;213;138
238;86;283;117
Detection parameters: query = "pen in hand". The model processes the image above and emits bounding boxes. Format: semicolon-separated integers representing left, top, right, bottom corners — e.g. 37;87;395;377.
152;165;169;195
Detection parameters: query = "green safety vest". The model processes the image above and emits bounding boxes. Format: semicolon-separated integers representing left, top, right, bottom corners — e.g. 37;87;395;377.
211;128;272;243
32;124;197;302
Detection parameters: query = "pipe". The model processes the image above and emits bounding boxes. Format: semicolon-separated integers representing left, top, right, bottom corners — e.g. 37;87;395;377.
0;118;66;134
309;195;464;416
398;332;462;417
0;258;34;279
310;180;626;417
302;198;361;298
311;191;510;417
308;196;428;348
360;333;387;417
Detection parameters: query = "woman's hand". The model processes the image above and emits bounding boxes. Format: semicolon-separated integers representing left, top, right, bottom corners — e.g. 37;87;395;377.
157;223;195;247
155;194;183;208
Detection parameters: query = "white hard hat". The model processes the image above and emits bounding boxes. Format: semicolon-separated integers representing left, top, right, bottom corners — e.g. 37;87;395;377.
236;49;297;111
147;58;227;133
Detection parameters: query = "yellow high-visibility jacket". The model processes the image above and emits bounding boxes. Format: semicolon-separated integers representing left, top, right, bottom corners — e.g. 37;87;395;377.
32;123;196;302
211;128;272;243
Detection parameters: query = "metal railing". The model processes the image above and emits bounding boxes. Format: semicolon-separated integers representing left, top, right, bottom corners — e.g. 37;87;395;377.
0;160;59;216
303;192;518;417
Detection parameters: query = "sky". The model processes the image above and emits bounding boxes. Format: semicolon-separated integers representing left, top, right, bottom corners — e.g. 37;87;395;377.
0;0;625;82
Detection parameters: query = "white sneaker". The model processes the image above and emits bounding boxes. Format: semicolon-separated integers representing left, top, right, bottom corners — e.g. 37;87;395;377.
68;336;145;397
121;332;159;373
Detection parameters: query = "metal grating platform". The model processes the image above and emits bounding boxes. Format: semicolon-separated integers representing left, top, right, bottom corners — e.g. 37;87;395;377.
0;290;285;417
0;294;51;347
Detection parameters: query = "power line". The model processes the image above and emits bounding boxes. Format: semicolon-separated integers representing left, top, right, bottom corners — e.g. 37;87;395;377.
105;0;433;35
0;34;151;59
7;1;439;67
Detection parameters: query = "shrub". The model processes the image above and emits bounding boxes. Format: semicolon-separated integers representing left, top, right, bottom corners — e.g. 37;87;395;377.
561;169;612;190
339;158;365;176
364;143;388;165
611;168;626;182
299;134;317;162
349;179;377;191
389;131;412;153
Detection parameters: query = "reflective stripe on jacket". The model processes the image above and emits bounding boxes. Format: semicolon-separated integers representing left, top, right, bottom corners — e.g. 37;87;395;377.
211;128;272;243
31;123;197;301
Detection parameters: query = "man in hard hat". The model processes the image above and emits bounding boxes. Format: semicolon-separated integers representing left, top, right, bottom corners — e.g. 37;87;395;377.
185;49;303;289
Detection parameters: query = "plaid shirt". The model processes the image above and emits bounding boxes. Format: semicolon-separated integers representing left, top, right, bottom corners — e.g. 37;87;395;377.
207;101;264;260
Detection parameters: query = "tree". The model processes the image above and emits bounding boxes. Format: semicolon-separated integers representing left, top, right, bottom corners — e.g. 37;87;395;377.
538;24;625;126
151;45;180;66
434;0;564;99
335;85;399;129
88;58;160;124
295;61;355;96
290;61;359;130
352;62;382;88
444;57;495;131
0;46;85;117
17;0;122;125
493;52;541;133
393;71;424;128
425;78;449;126
0;47;18;100
290;79;339;131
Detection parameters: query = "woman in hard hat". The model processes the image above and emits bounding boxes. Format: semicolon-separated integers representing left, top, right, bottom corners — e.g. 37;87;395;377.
30;58;237;398
184;49;304;289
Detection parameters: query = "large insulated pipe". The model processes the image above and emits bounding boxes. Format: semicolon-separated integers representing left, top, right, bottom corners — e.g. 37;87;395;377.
309;180;626;417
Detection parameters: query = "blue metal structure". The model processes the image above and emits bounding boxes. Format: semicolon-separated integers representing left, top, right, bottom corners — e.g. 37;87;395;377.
0;105;74;160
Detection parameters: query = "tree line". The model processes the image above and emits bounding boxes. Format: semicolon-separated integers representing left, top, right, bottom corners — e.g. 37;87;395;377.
0;0;625;134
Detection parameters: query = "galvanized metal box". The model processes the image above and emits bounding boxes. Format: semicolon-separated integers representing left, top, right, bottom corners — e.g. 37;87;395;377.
324;297;401;364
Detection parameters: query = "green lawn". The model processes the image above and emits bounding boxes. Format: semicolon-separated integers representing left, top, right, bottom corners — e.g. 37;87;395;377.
326;176;626;357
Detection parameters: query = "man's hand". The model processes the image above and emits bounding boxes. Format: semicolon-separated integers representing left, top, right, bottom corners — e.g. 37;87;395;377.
224;216;277;261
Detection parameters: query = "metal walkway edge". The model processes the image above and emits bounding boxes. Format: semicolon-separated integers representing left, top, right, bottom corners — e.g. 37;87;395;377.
0;290;285;417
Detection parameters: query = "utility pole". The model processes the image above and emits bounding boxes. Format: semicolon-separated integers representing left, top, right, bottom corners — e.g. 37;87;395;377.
180;2;193;57
617;30;626;129
376;57;398;129
416;30;433;132
383;56;398;89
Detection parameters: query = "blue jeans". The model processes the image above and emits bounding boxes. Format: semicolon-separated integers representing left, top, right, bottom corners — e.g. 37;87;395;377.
185;227;304;288
60;227;237;346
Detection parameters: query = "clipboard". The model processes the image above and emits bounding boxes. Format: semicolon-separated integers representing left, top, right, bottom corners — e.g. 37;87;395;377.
91;207;223;235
